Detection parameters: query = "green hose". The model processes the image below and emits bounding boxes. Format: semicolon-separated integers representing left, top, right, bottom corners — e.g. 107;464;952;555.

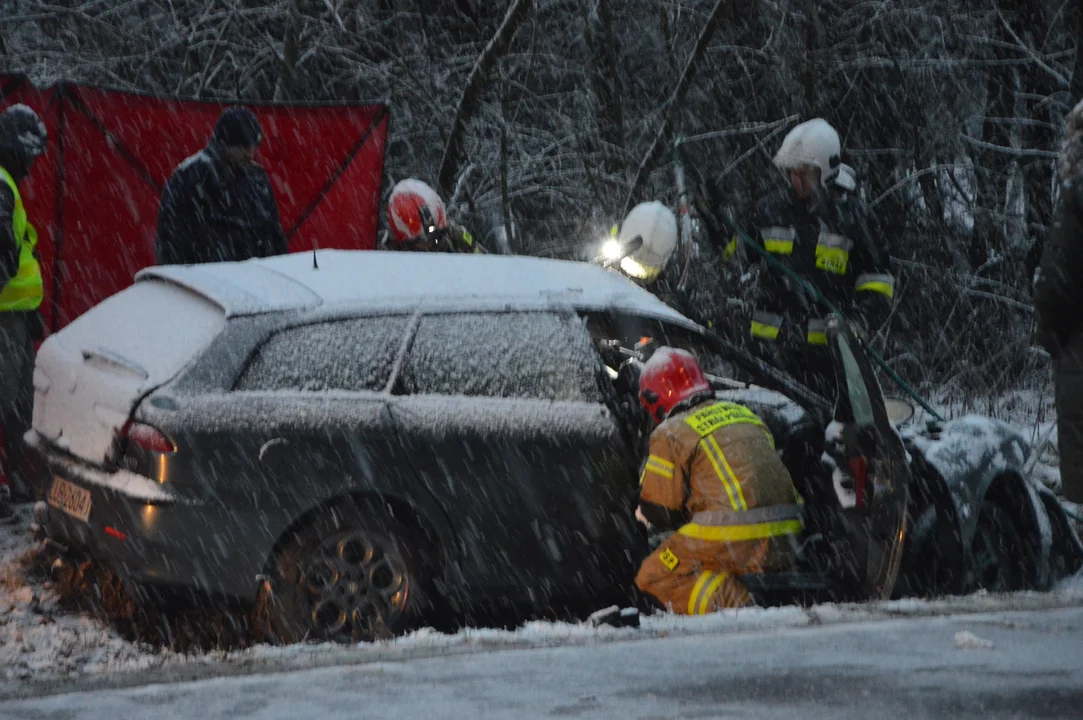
723;215;946;424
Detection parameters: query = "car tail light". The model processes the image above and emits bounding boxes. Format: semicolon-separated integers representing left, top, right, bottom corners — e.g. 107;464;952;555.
120;421;175;454
849;456;868;509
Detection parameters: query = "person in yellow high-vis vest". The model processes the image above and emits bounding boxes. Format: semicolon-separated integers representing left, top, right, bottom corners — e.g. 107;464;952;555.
0;104;47;515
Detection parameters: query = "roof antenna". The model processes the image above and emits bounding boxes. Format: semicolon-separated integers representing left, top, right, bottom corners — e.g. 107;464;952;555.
312;241;319;270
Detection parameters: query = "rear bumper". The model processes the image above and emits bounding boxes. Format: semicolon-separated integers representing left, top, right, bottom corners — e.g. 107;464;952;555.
29;434;276;603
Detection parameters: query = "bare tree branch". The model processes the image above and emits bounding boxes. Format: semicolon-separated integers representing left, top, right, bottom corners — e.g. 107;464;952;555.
622;0;732;216
959;133;1059;158
437;0;534;197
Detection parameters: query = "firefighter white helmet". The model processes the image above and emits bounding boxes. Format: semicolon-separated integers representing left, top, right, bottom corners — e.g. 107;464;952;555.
773;119;842;186
618;201;678;283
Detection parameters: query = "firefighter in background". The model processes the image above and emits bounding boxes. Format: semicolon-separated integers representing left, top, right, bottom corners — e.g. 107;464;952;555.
729;118;894;398
384;178;481;253
634;347;803;614
0;105;48;514
601;201;678;284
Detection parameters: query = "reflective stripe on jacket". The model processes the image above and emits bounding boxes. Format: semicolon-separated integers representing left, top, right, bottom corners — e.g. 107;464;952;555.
639;400;803;542
0;166;43;311
736;181;894;346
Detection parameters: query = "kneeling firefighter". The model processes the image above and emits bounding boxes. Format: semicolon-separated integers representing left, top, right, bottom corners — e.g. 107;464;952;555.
384;178;481;253
634;347;804;613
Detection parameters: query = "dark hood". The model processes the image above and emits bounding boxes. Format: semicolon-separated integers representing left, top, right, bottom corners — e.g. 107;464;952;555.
0;103;48;182
1061;99;1083;182
0;104;48;182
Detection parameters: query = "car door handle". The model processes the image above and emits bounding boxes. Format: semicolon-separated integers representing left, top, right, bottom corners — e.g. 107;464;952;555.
259;437;290;465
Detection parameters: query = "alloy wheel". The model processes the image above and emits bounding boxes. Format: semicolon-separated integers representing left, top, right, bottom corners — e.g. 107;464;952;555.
301;529;410;641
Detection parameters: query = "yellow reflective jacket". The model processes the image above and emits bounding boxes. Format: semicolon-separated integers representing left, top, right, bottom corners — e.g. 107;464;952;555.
0;165;43;311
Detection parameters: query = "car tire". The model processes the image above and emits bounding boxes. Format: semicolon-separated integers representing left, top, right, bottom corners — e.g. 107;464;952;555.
968;501;1029;593
259;501;430;644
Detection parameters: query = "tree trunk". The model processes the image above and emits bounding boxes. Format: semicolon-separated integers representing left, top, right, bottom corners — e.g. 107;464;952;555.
1072;0;1083;101
801;0;824;115
622;0;733;216
437;0;535;198
500;122;515;254
972;54;1015;270
1014;0;1058;280
583;0;624;173
274;0;302;102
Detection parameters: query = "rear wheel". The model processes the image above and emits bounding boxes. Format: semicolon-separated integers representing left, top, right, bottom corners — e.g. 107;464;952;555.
260;503;429;643
968;502;1028;593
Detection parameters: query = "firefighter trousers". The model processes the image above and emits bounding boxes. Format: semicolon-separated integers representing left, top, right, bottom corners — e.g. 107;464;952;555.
635;531;797;615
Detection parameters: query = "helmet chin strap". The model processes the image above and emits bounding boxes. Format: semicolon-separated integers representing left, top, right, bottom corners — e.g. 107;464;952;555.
417;204;447;249
667;390;715;420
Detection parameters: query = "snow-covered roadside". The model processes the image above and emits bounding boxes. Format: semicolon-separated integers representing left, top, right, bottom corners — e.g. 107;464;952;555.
0;506;168;682
2;501;1082;701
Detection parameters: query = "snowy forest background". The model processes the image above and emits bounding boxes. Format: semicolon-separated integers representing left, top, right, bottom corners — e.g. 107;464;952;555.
3;0;1081;407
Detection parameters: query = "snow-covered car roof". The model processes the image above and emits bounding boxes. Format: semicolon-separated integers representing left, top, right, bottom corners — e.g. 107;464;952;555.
137;250;702;330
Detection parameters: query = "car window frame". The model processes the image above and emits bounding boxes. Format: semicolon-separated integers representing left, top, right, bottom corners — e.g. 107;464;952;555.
387;308;611;404
229;310;421;395
833;330;877;427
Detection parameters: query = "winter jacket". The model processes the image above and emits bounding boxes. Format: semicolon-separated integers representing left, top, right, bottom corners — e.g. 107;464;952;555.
156;143;287;266
1035;100;1083;359
732;170;894;348
1037;181;1083;358
0;177;17;288
0;106;46;316
638;399;803;542
1036;99;1083;504
0;111;41;288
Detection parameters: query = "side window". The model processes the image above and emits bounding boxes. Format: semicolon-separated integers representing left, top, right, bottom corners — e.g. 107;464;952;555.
235;316;410;392
399;312;605;402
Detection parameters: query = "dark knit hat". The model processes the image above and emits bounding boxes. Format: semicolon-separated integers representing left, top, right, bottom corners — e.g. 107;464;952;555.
212;106;263;148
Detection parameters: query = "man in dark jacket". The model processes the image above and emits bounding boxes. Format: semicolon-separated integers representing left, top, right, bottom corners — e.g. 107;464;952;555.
1035;99;1083;505
0;104;48;513
729;119;894;400
156;106;287;265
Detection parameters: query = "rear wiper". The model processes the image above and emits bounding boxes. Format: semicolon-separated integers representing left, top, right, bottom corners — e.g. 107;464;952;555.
81;347;150;380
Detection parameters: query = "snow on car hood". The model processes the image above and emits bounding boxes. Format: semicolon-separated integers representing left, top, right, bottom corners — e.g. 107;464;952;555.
715;386;810;428
140;250;701;330
32;281;226;464
906;415;1030;485
905;415;1032;528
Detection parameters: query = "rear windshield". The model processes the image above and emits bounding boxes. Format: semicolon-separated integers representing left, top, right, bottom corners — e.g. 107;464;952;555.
56;279;226;384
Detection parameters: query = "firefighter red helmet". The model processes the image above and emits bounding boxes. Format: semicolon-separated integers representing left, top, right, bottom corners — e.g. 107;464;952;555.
388;179;448;245
638;347;711;423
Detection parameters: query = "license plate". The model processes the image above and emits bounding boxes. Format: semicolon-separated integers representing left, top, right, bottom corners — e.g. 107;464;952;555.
48;477;92;523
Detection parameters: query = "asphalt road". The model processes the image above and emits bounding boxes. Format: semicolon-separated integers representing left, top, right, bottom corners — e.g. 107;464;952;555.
4;606;1082;719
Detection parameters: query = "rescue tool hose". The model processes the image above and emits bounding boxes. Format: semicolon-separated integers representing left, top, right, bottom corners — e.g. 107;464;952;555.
722;215;946;423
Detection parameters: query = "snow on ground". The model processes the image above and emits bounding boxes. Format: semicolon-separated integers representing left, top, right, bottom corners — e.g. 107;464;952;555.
4;385;1081;698
7;606;1083;719
0;506;167;682
2;501;1082;701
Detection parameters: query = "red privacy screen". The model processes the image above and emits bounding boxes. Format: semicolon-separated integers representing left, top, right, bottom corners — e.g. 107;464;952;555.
0;75;388;331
